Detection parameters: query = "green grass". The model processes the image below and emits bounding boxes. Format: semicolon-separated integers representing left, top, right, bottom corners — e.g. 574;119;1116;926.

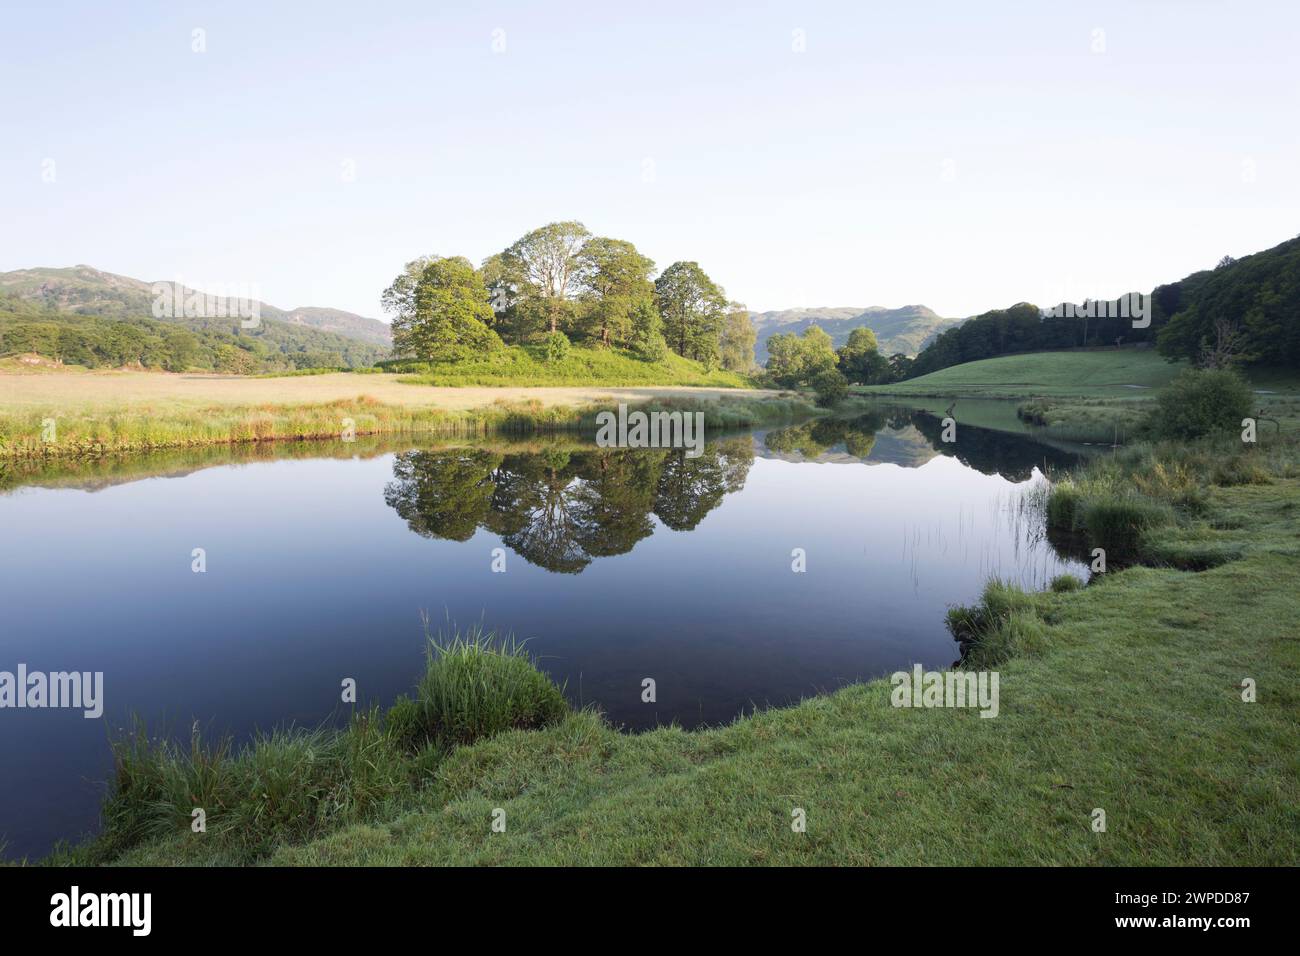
860;352;1300;445
861;349;1187;399
390;344;753;388
388;625;571;753
0;393;813;464
46;630;572;866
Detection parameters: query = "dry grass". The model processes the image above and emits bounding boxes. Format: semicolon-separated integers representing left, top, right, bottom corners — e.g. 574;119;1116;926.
0;368;775;413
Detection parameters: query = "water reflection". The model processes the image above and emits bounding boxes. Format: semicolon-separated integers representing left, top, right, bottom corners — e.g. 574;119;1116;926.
381;408;1080;574
384;440;754;573
0;403;1090;857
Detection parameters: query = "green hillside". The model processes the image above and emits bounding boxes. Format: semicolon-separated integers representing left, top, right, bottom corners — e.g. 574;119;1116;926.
0;265;391;366
865;349;1186;398
0;294;387;372
390;344;752;387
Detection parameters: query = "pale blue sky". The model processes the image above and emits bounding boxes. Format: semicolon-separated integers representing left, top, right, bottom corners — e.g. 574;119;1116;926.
2;0;1297;319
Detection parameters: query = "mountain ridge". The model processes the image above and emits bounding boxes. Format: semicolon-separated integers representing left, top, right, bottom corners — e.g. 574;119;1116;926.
0;265;392;347
750;304;962;364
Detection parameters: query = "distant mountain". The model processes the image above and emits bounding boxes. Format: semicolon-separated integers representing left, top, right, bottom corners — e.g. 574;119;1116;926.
0;265;391;347
281;307;391;347
751;304;961;364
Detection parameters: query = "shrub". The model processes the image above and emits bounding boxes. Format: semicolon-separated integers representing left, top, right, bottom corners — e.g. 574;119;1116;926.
1045;481;1081;531
1049;574;1083;592
811;369;849;407
947;579;1044;667
544;330;572;363
1078;495;1173;563
1146;368;1254;440
632;328;669;362
403;628;570;750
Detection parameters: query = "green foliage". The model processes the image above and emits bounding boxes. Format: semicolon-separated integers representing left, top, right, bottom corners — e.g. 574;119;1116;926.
385;256;502;361
655;261;727;366
544;329;572;363
1049;573;1084;592
0;294;383;372
574;237;656;348
837;326;890;384
1157;235;1300;367
811;368;849;407
398;628;571;751
718;304;756;372
493;221;592;338
1146;368;1255;440
765;325;838;387
629;299;669;362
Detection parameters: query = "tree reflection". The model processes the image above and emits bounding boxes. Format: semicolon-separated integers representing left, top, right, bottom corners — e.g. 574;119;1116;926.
383;440;755;573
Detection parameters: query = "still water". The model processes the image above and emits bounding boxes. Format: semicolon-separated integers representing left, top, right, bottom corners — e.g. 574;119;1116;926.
0;406;1085;856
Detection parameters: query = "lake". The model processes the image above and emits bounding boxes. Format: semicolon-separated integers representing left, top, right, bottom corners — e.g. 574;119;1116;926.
0;405;1086;857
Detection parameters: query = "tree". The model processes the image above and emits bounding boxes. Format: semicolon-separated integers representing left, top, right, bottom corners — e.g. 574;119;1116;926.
629;298;668;361
811;368;849;407
718;302;757;372
654;261;727;365
499;221;591;336
384;256;502;360
887;352;914;382
381;255;441;326
836;326;887;384
1147;368;1254;439
575;237;656;347
765;325;838;387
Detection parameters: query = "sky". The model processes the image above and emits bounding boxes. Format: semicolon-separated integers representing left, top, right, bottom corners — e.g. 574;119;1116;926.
2;0;1297;320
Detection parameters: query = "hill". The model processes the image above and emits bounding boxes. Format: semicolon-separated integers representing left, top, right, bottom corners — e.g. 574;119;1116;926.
751;304;960;364
906;233;1300;378
0;265;391;365
866;348;1186;398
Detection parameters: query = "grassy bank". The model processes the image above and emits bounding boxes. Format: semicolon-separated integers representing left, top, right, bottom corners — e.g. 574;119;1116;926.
388;344;752;388
30;429;1298;866
0;393;813;463
859;352;1300;445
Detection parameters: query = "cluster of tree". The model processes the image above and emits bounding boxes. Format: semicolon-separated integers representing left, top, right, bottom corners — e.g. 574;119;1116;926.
906;302;1126;378
762;324;910;403
0;295;383;371
383;441;753;573
907;234;1300;378
1156;236;1300;368
382;222;757;371
764;408;1079;479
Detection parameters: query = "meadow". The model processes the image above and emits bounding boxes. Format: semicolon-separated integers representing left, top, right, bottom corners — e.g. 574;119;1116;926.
860;348;1187;399
0;364;791;461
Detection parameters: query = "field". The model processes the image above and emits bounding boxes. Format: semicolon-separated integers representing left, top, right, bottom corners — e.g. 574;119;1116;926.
862;349;1187;399
859;350;1300;444
0;365;788;460
0;364;761;412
